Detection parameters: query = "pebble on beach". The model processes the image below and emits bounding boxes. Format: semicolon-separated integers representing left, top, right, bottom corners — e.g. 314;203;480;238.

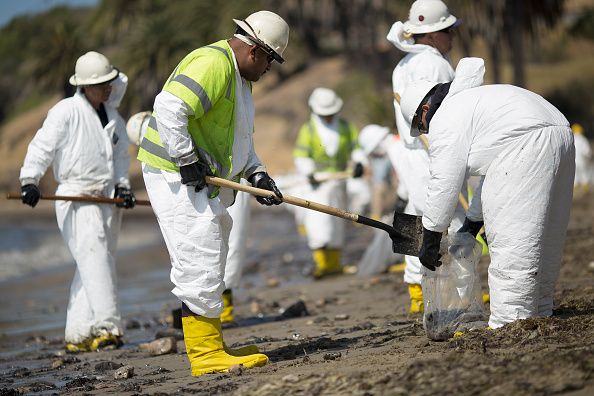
113;365;134;380
140;337;177;356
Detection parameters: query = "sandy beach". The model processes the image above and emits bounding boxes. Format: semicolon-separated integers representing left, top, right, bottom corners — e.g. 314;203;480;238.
0;191;593;395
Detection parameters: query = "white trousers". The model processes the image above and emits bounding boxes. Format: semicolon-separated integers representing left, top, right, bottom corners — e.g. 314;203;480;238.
303;179;347;250
224;187;251;290
143;164;232;318
58;200;122;343
483;126;574;328
398;147;465;284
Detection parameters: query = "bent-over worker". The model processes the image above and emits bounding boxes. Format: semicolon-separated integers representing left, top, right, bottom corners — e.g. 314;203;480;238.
400;57;574;328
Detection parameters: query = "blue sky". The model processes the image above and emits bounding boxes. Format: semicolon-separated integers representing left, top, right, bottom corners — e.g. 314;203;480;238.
0;0;97;28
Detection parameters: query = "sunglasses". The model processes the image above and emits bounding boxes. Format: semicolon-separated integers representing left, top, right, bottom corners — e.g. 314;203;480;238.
257;45;275;64
242;19;284;64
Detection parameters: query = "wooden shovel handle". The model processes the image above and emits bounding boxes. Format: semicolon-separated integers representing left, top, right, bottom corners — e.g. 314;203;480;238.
206;176;359;222
6;193;151;206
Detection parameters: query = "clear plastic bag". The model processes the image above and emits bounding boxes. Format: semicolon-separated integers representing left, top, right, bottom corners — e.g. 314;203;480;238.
422;232;488;340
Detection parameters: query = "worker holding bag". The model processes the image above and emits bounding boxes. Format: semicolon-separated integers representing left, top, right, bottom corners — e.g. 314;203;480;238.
399;57;574;330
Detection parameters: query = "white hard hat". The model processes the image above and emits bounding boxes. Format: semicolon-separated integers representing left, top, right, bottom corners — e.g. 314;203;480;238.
359;125;391;155
233;10;289;64
126;111;151;146
403;0;459;35
308;88;343;116
69;51;119;86
400;80;439;137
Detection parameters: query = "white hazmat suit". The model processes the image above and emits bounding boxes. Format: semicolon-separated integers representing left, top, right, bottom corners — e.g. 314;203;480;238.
143;49;265;318
357;134;408;275
19;74;130;343
387;21;466;285
224;185;251;291
294;114;366;251
420;58;575;328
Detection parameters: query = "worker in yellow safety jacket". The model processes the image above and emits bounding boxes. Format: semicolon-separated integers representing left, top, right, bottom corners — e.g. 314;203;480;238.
293;88;366;278
137;11;289;376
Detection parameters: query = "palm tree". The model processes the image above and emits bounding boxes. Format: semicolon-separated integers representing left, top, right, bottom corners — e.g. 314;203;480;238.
26;8;88;97
118;10;196;112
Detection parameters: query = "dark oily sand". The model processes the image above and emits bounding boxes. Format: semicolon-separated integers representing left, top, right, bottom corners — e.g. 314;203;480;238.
0;193;593;395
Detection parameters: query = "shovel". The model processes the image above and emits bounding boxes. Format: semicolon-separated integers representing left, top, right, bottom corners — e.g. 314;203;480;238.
205;176;423;256
6;176;423;256
6;193;151;206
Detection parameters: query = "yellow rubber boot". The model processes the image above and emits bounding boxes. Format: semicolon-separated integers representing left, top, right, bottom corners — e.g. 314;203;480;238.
224;343;260;356
297;224;307;237
182;315;268;376
312;249;343;279
219;291;260;356
90;332;121;350
66;339;92;353
65;332;121;353
408;283;424;314
482;292;490;304
220;290;234;324
388;262;406;273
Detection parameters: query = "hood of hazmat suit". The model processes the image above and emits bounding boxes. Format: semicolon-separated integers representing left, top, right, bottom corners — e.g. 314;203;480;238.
387;21;455;146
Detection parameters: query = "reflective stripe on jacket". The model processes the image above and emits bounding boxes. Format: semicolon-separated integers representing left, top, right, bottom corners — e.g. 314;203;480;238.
293;117;358;172
137;40;239;191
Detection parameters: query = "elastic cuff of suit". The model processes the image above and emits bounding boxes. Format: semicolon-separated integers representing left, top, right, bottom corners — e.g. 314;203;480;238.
173;151;199;167
20;178;38;187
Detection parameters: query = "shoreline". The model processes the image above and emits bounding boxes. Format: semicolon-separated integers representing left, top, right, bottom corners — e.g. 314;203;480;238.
0;193;592;395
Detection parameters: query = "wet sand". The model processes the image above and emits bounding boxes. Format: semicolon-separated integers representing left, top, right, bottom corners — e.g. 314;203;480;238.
1;193;593;395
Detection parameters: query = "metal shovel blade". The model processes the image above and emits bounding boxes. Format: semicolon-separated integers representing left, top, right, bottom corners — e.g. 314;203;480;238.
391;212;423;256
357;212;423;257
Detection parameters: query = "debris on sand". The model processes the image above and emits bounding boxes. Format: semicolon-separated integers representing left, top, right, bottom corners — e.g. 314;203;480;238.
323;352;342;360
277;300;309;320
229;364;245;376
140;337;177;356
113;365;134;380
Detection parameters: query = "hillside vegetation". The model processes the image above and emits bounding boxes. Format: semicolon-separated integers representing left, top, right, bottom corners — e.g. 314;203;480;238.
1;0;593;191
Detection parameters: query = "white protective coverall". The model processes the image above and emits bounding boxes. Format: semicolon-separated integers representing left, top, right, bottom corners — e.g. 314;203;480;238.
422;58;575;328
387;21;466;285
142;50;265;318
224;184;251;290
294;115;367;250
573;132;592;186
19;74;130;343
357;134;407;275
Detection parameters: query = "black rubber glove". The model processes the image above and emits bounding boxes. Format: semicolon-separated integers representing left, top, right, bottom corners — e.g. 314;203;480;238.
457;217;484;237
353;162;364;178
21;184;41;208
418;227;443;271
248;172;283;206
180;161;211;192
307;173;320;189
394;196;408;214
114;185;136;209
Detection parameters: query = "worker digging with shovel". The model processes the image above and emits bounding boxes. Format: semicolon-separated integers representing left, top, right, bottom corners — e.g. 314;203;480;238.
136;11;289;376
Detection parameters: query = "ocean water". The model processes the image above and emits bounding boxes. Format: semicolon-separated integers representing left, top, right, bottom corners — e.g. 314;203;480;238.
0;216;164;281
